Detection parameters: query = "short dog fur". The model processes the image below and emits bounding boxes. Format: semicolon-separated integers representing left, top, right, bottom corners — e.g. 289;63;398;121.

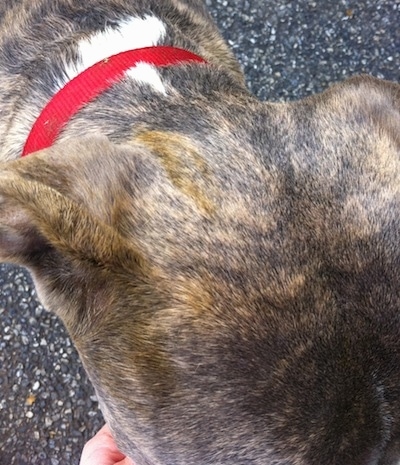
0;1;399;464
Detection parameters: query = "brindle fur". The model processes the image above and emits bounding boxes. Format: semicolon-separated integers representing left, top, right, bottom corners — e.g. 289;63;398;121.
0;1;399;464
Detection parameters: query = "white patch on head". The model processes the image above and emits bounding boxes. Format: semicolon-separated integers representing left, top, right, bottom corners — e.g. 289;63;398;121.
58;15;167;93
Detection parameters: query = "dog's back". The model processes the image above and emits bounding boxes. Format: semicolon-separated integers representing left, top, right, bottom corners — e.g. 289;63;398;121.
0;1;399;464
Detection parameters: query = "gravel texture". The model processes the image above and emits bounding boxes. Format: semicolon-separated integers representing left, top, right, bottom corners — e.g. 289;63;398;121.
0;0;399;464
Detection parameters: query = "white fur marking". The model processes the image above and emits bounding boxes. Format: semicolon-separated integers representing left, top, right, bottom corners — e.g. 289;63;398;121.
59;15;167;92
125;63;167;94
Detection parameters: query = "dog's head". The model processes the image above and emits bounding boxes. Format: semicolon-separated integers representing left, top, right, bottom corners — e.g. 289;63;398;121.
0;75;400;464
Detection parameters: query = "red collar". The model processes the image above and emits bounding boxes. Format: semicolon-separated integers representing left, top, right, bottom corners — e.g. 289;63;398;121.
22;46;206;157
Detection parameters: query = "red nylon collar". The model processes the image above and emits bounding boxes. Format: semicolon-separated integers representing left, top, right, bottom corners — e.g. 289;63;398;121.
22;46;206;156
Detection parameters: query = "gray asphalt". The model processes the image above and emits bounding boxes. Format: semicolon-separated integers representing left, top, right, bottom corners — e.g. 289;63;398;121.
1;0;399;464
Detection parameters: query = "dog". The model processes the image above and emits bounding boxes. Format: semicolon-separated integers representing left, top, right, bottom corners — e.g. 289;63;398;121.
0;0;399;464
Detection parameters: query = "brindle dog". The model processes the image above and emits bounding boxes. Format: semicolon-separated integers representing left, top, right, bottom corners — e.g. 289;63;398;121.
0;1;399;464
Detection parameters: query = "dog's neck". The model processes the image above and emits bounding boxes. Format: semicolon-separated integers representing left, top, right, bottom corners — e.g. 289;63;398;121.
21;14;206;157
22;46;205;156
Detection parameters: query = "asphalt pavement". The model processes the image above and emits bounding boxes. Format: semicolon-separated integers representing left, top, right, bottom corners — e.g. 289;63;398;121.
0;0;399;464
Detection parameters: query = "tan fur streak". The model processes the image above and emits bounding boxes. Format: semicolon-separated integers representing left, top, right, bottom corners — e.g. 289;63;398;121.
135;130;215;215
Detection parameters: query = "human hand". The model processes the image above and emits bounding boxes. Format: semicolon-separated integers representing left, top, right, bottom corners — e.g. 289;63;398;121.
80;424;135;465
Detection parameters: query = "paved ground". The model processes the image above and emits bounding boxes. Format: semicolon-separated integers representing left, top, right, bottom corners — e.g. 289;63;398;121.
0;0;399;463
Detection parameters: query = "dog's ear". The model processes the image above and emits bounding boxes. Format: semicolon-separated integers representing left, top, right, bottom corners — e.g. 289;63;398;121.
0;137;148;336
